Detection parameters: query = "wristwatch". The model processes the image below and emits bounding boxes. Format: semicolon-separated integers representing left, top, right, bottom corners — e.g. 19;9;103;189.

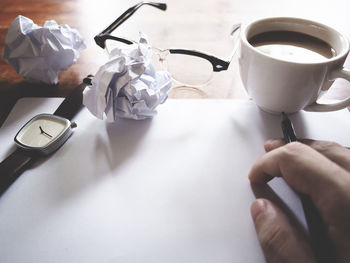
0;76;92;196
14;113;77;155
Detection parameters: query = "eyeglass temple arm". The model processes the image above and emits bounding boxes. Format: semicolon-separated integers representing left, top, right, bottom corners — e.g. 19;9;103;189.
228;23;241;62
95;1;166;47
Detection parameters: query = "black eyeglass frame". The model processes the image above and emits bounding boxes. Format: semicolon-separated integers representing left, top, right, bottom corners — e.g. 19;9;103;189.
94;1;237;72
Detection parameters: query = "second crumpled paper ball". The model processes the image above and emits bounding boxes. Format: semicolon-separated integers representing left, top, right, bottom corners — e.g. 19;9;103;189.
2;15;86;84
83;34;173;121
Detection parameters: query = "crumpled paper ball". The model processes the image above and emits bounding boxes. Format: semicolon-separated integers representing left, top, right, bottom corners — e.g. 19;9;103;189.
83;34;173;121
2;15;86;84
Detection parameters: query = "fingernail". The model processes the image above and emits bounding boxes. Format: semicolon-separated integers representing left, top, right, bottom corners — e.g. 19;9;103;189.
248;171;253;181
251;199;267;221
264;139;283;152
264;139;276;151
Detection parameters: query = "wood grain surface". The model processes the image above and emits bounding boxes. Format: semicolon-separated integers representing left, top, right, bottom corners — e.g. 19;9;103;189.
1;0;350;125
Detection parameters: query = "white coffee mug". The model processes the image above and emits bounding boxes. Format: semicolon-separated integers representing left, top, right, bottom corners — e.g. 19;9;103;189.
238;17;350;113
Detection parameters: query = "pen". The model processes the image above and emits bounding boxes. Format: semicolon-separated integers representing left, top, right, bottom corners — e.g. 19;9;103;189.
281;112;297;143
281;112;337;263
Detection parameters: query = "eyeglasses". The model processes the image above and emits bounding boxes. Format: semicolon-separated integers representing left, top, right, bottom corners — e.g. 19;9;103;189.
94;1;239;87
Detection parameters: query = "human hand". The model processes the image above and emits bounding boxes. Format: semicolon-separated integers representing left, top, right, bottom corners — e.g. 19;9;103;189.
248;139;350;263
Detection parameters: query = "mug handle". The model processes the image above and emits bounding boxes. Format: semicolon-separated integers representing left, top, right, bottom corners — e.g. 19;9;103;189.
305;68;350;112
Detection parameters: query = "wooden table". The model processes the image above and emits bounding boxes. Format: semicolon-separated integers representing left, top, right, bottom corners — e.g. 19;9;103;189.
1;0;350;126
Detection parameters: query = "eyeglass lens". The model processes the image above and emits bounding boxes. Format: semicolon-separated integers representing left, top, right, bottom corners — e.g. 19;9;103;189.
105;39;214;86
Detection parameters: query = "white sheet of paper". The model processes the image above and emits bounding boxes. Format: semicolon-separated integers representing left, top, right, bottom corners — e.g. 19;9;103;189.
1;98;350;263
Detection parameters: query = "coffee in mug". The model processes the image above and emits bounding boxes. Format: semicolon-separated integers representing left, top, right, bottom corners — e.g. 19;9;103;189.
248;31;336;63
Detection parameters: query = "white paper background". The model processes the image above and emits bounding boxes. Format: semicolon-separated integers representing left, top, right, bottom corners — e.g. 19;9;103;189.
1;99;350;263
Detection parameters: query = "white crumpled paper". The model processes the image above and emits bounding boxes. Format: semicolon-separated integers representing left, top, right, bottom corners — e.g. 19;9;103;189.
83;34;173;121
2;15;86;84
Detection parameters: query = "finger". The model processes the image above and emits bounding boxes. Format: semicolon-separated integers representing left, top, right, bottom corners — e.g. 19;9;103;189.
300;139;350;172
264;139;350;172
251;199;316;263
248;142;348;205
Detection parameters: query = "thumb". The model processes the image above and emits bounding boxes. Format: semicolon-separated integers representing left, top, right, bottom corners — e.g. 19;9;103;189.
251;199;316;263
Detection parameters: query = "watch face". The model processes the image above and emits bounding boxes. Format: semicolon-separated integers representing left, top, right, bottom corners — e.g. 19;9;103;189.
15;114;73;154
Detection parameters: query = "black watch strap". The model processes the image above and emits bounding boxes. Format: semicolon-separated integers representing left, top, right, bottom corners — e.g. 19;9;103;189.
0;148;39;195
54;78;89;120
0;76;92;196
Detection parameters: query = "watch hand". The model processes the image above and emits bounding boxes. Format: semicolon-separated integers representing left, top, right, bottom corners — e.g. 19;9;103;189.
39;126;53;138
